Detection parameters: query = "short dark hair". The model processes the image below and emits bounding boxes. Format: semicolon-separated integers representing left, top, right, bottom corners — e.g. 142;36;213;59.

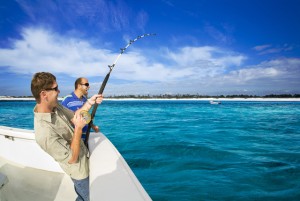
31;72;56;103
75;77;84;89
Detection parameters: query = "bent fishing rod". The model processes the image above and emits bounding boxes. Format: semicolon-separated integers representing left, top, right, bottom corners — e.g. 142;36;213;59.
84;33;156;147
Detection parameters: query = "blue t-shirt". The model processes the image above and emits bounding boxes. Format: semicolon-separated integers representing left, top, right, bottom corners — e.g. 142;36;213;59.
62;92;88;135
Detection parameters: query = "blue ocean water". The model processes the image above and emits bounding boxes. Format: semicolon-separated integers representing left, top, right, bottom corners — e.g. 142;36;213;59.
1;100;300;200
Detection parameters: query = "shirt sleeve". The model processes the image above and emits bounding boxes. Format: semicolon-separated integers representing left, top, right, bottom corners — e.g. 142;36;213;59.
61;97;69;108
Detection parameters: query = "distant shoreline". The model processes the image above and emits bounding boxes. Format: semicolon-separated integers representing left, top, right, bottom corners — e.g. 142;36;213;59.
1;97;300;102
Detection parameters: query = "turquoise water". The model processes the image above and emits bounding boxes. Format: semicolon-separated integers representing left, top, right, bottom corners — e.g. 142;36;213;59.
1;100;300;200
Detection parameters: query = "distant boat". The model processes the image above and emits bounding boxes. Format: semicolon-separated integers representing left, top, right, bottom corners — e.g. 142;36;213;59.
210;100;221;105
0;126;151;201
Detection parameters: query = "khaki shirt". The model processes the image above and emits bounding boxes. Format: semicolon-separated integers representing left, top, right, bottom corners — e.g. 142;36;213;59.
34;103;89;180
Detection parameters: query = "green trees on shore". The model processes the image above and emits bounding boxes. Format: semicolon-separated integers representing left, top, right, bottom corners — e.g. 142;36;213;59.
3;94;300;99
105;94;300;99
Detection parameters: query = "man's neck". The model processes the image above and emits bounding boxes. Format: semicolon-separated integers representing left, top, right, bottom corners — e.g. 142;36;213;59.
36;102;54;113
74;90;83;100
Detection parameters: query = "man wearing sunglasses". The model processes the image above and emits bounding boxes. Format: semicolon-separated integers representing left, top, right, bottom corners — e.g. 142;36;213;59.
31;72;103;201
62;77;100;140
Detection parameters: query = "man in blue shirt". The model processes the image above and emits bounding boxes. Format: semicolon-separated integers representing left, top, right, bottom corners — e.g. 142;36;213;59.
62;77;99;140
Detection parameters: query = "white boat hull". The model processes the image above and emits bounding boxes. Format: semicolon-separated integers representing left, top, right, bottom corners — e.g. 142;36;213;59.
210;100;221;104
0;126;151;201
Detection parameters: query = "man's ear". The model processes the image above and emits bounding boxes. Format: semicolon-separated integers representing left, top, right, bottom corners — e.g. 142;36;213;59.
40;90;47;101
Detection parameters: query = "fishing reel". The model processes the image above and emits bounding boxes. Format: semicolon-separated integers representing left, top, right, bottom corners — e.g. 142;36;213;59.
80;110;91;124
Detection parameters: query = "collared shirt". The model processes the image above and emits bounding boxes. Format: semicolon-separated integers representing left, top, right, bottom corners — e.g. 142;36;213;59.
34;103;89;180
62;92;88;135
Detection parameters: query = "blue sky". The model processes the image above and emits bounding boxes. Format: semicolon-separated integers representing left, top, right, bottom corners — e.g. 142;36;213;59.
1;0;300;96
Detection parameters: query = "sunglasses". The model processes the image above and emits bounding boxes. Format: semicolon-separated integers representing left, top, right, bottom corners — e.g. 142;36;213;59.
80;83;89;87
45;85;59;91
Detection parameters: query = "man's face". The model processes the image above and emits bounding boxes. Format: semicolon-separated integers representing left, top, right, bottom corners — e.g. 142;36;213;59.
79;78;90;96
45;81;60;107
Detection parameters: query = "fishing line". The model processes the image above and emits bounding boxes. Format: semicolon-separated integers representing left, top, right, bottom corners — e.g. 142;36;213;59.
84;33;156;147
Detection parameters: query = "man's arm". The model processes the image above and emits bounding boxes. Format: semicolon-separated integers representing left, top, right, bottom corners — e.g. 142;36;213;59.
68;112;86;164
68;94;103;163
78;94;103;112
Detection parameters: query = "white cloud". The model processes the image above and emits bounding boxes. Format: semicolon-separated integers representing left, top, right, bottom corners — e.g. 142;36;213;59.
136;10;148;31
103;58;300;95
0;27;299;95
253;44;293;55
0;28;111;76
0;27;246;81
225;67;280;83
204;23;234;44
16;0;145;33
253;44;271;51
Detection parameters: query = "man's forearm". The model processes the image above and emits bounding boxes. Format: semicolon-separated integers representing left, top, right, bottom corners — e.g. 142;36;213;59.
68;127;82;164
79;99;93;112
79;94;103;112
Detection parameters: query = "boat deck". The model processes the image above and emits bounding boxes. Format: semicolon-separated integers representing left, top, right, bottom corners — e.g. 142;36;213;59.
0;156;76;201
0;126;151;201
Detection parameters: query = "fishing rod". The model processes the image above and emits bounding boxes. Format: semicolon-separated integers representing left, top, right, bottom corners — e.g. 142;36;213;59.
84;33;156;147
